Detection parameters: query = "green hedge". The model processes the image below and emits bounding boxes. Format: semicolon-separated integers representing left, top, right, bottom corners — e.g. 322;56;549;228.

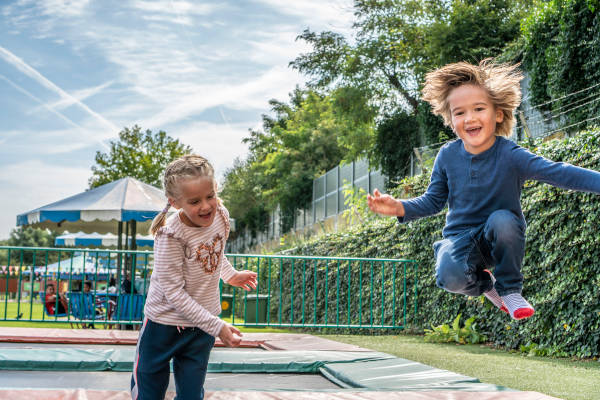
285;129;600;358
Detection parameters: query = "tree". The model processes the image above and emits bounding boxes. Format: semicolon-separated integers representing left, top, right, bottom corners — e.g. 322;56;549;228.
291;0;432;114
0;227;59;265
89;125;192;189
372;111;420;185
222;87;375;234
291;0;526;145
219;157;268;235
424;0;526;67
521;0;600;132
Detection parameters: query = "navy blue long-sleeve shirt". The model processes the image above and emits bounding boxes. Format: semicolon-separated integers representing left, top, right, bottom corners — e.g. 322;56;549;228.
399;137;600;237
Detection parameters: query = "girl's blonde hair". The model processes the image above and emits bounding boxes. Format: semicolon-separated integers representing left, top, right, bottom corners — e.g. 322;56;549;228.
150;154;216;236
422;59;523;137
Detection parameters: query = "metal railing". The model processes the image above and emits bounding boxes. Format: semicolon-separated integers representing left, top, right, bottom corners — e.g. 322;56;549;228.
225;254;418;330
1;246;418;330
0;246;151;327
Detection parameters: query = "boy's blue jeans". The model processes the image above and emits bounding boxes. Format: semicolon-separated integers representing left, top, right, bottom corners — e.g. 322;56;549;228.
433;210;526;297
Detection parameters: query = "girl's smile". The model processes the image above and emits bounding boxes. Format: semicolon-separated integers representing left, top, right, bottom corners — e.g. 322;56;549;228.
170;177;218;228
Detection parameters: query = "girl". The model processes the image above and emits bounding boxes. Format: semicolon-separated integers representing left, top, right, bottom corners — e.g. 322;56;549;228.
131;154;257;400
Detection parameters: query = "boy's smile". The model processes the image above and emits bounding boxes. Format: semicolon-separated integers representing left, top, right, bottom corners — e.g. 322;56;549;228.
170;177;218;228
448;84;504;154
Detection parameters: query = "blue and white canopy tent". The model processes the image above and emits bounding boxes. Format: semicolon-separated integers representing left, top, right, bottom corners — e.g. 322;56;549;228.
54;232;154;249
31;253;116;281
16;177;171;238
17;177;170;280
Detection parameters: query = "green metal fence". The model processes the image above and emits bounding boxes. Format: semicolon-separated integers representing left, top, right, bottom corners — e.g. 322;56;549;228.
224;254;418;330
0;246;418;330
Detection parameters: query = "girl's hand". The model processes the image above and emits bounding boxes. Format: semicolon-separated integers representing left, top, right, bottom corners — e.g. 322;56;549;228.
219;323;242;347
228;270;257;291
367;188;405;217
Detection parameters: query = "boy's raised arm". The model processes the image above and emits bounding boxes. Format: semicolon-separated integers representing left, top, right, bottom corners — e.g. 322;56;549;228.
367;189;405;217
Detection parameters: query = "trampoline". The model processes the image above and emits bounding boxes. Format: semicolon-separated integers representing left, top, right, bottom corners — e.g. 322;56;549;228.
0;328;560;400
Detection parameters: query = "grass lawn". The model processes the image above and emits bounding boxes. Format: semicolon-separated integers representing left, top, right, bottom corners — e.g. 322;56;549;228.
323;333;600;400
0;300;291;333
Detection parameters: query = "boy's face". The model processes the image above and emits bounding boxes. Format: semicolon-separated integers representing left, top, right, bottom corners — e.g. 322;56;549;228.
170;177;218;228
447;84;503;154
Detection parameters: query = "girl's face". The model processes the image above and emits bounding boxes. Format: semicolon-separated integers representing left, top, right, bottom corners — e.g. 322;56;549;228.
447;84;504;154
170;177;218;228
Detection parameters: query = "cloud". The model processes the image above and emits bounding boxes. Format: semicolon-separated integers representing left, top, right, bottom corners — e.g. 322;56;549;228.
254;0;355;34
0;46;119;133
170;119;256;179
0;160;91;239
132;0;218;16
37;0;91;18
245;29;314;66
138;64;303;129
43;80;115;111
2;127;100;156
0;73;112;150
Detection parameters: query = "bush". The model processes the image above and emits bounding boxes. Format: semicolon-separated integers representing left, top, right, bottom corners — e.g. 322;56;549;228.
424;314;487;345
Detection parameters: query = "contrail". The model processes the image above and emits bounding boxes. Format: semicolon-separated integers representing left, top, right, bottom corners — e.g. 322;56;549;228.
0;74;110;150
0;45;119;133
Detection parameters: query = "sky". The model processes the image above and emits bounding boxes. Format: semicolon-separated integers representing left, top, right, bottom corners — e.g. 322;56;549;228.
0;0;355;240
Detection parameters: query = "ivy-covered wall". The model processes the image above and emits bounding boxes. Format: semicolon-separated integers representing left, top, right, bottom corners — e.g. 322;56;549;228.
286;129;600;358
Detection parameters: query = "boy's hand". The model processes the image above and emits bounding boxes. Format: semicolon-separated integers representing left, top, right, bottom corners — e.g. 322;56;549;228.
218;323;242;347
228;270;258;291
367;189;405;217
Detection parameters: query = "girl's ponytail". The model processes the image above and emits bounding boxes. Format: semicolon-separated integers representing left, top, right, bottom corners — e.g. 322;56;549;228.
150;202;171;236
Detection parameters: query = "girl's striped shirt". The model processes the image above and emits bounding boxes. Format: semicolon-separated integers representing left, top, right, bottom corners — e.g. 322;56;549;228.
143;205;236;337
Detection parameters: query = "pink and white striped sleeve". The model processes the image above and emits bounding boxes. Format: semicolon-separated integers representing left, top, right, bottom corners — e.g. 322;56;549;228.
153;232;225;337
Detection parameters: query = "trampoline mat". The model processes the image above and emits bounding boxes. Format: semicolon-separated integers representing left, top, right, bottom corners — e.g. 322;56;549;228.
0;370;342;391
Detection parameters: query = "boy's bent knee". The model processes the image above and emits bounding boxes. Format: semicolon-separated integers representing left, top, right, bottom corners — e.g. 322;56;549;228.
436;262;469;293
486;210;523;243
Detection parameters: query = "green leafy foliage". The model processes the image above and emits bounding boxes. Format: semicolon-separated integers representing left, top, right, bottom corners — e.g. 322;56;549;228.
341;183;380;226
283;129;600;357
424;0;526;67
0;227;60;265
221;87;375;234
371;111;420;185
89;125;191;189
424;313;487;344
521;0;600;131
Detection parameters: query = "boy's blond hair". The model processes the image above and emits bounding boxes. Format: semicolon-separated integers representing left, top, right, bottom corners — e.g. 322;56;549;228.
422;59;523;137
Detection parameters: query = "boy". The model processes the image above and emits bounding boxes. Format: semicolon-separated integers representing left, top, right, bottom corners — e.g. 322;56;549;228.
368;59;600;320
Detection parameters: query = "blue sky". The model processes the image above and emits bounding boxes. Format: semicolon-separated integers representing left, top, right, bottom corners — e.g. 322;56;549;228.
0;0;354;239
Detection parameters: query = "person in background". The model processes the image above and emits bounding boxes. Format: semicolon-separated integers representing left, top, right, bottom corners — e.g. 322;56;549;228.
44;283;68;315
107;276;118;294
121;271;138;294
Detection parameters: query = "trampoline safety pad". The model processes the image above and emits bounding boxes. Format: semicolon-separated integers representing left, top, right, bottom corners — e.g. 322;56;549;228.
0;329;562;399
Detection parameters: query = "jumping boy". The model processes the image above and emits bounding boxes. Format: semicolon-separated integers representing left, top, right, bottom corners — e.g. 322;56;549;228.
367;59;600;320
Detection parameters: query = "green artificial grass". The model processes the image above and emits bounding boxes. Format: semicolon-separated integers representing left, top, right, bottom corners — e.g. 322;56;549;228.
324;334;600;400
0;300;291;333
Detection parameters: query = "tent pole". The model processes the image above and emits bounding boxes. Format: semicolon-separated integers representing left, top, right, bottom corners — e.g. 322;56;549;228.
124;221;130;279
117;221;123;292
117;221;123;273
130;220;137;292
